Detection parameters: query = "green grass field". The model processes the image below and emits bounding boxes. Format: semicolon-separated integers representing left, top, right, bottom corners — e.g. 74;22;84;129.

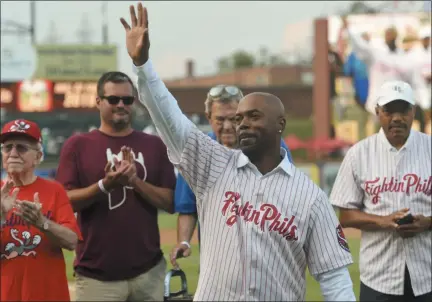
64;213;361;301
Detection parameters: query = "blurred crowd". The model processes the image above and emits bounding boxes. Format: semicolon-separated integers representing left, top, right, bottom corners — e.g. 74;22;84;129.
329;16;431;133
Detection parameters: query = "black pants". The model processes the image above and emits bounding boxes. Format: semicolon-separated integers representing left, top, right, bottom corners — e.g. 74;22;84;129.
360;267;432;302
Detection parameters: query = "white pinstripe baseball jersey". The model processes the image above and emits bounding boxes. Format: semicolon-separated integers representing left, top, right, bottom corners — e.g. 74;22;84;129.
330;128;432;296
134;60;353;301
177;128;353;301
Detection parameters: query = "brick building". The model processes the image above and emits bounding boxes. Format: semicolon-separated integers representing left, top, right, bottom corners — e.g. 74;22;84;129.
164;60;314;117
165;60;314;88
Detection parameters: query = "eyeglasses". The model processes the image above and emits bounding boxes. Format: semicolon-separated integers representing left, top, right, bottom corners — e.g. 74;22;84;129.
1;143;38;154
208;85;243;99
101;95;135;106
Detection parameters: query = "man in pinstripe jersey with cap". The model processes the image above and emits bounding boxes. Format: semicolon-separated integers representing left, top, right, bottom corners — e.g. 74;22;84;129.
331;80;432;302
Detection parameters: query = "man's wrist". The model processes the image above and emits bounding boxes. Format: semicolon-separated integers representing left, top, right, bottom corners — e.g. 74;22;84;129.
133;59;148;67
129;174;140;187
179;241;191;249
36;216;49;231
99;179;112;194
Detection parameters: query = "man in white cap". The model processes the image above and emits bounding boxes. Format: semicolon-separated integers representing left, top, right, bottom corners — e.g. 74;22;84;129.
330;80;432;302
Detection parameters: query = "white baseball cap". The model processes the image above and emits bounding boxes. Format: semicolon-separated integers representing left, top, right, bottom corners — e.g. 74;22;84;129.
376;81;415;107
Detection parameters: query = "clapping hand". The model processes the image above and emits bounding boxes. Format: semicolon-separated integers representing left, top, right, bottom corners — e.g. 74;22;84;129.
120;2;150;66
102;146;138;190
15;192;45;228
114;146;138;186
1;180;19;218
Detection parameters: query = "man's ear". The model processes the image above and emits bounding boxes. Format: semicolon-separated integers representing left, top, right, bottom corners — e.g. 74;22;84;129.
278;116;286;134
205;112;211;122
375;106;379;116
36;150;44;164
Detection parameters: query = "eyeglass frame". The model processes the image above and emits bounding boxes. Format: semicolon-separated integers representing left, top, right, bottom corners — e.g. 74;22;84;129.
1;143;39;154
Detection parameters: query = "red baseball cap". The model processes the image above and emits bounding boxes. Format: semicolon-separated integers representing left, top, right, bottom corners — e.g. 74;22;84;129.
0;119;42;143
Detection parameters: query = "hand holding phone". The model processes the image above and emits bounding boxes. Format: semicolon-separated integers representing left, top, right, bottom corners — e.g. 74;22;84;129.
396;213;414;225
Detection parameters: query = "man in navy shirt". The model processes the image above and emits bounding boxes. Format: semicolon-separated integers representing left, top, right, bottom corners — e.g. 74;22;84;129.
170;85;293;267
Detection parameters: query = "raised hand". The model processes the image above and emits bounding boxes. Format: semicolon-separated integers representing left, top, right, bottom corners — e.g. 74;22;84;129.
1;180;19;217
341;15;348;29
120;3;150;66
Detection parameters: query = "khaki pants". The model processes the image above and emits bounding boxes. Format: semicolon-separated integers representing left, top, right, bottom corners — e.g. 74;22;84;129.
75;258;167;301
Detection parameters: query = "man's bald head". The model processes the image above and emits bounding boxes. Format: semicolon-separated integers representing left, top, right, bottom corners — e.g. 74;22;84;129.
235;92;286;157
384;27;398;46
239;92;285;120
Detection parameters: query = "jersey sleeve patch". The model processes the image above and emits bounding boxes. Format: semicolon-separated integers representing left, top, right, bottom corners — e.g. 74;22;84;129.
336;224;350;252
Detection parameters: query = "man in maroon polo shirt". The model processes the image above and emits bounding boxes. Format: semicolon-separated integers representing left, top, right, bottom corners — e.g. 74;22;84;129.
56;71;176;301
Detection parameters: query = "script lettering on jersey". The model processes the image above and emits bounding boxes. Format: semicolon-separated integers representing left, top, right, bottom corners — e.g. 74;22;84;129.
365;174;432;204
221;191;298;241
3;210;53;229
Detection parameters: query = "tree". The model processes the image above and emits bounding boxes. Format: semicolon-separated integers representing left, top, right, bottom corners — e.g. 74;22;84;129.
216;50;255;72
217;56;232;73
231;50;255;69
216;48;291;73
345;1;379;15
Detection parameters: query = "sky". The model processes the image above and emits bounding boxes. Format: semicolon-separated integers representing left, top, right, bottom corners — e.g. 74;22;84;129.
0;1;405;80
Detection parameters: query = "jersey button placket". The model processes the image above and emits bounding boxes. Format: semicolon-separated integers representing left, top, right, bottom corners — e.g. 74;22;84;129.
247;190;262;300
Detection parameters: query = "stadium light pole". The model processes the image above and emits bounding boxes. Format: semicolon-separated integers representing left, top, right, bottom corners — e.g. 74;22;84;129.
101;1;108;44
30;1;36;44
0;1;36;44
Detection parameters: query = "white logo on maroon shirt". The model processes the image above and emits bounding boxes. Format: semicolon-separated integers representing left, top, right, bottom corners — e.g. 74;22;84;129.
105;148;147;210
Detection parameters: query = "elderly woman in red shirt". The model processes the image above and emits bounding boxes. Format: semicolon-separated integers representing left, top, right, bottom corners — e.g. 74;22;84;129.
0;119;81;302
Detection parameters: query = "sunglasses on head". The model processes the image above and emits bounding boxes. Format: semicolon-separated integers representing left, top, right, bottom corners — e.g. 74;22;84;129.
208;85;242;99
1;143;38;154
101;95;135;106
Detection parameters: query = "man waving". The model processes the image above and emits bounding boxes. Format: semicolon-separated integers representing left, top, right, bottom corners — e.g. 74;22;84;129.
120;3;355;301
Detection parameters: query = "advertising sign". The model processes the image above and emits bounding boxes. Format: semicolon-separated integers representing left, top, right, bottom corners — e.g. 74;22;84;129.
1;81;98;112
33;45;117;81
